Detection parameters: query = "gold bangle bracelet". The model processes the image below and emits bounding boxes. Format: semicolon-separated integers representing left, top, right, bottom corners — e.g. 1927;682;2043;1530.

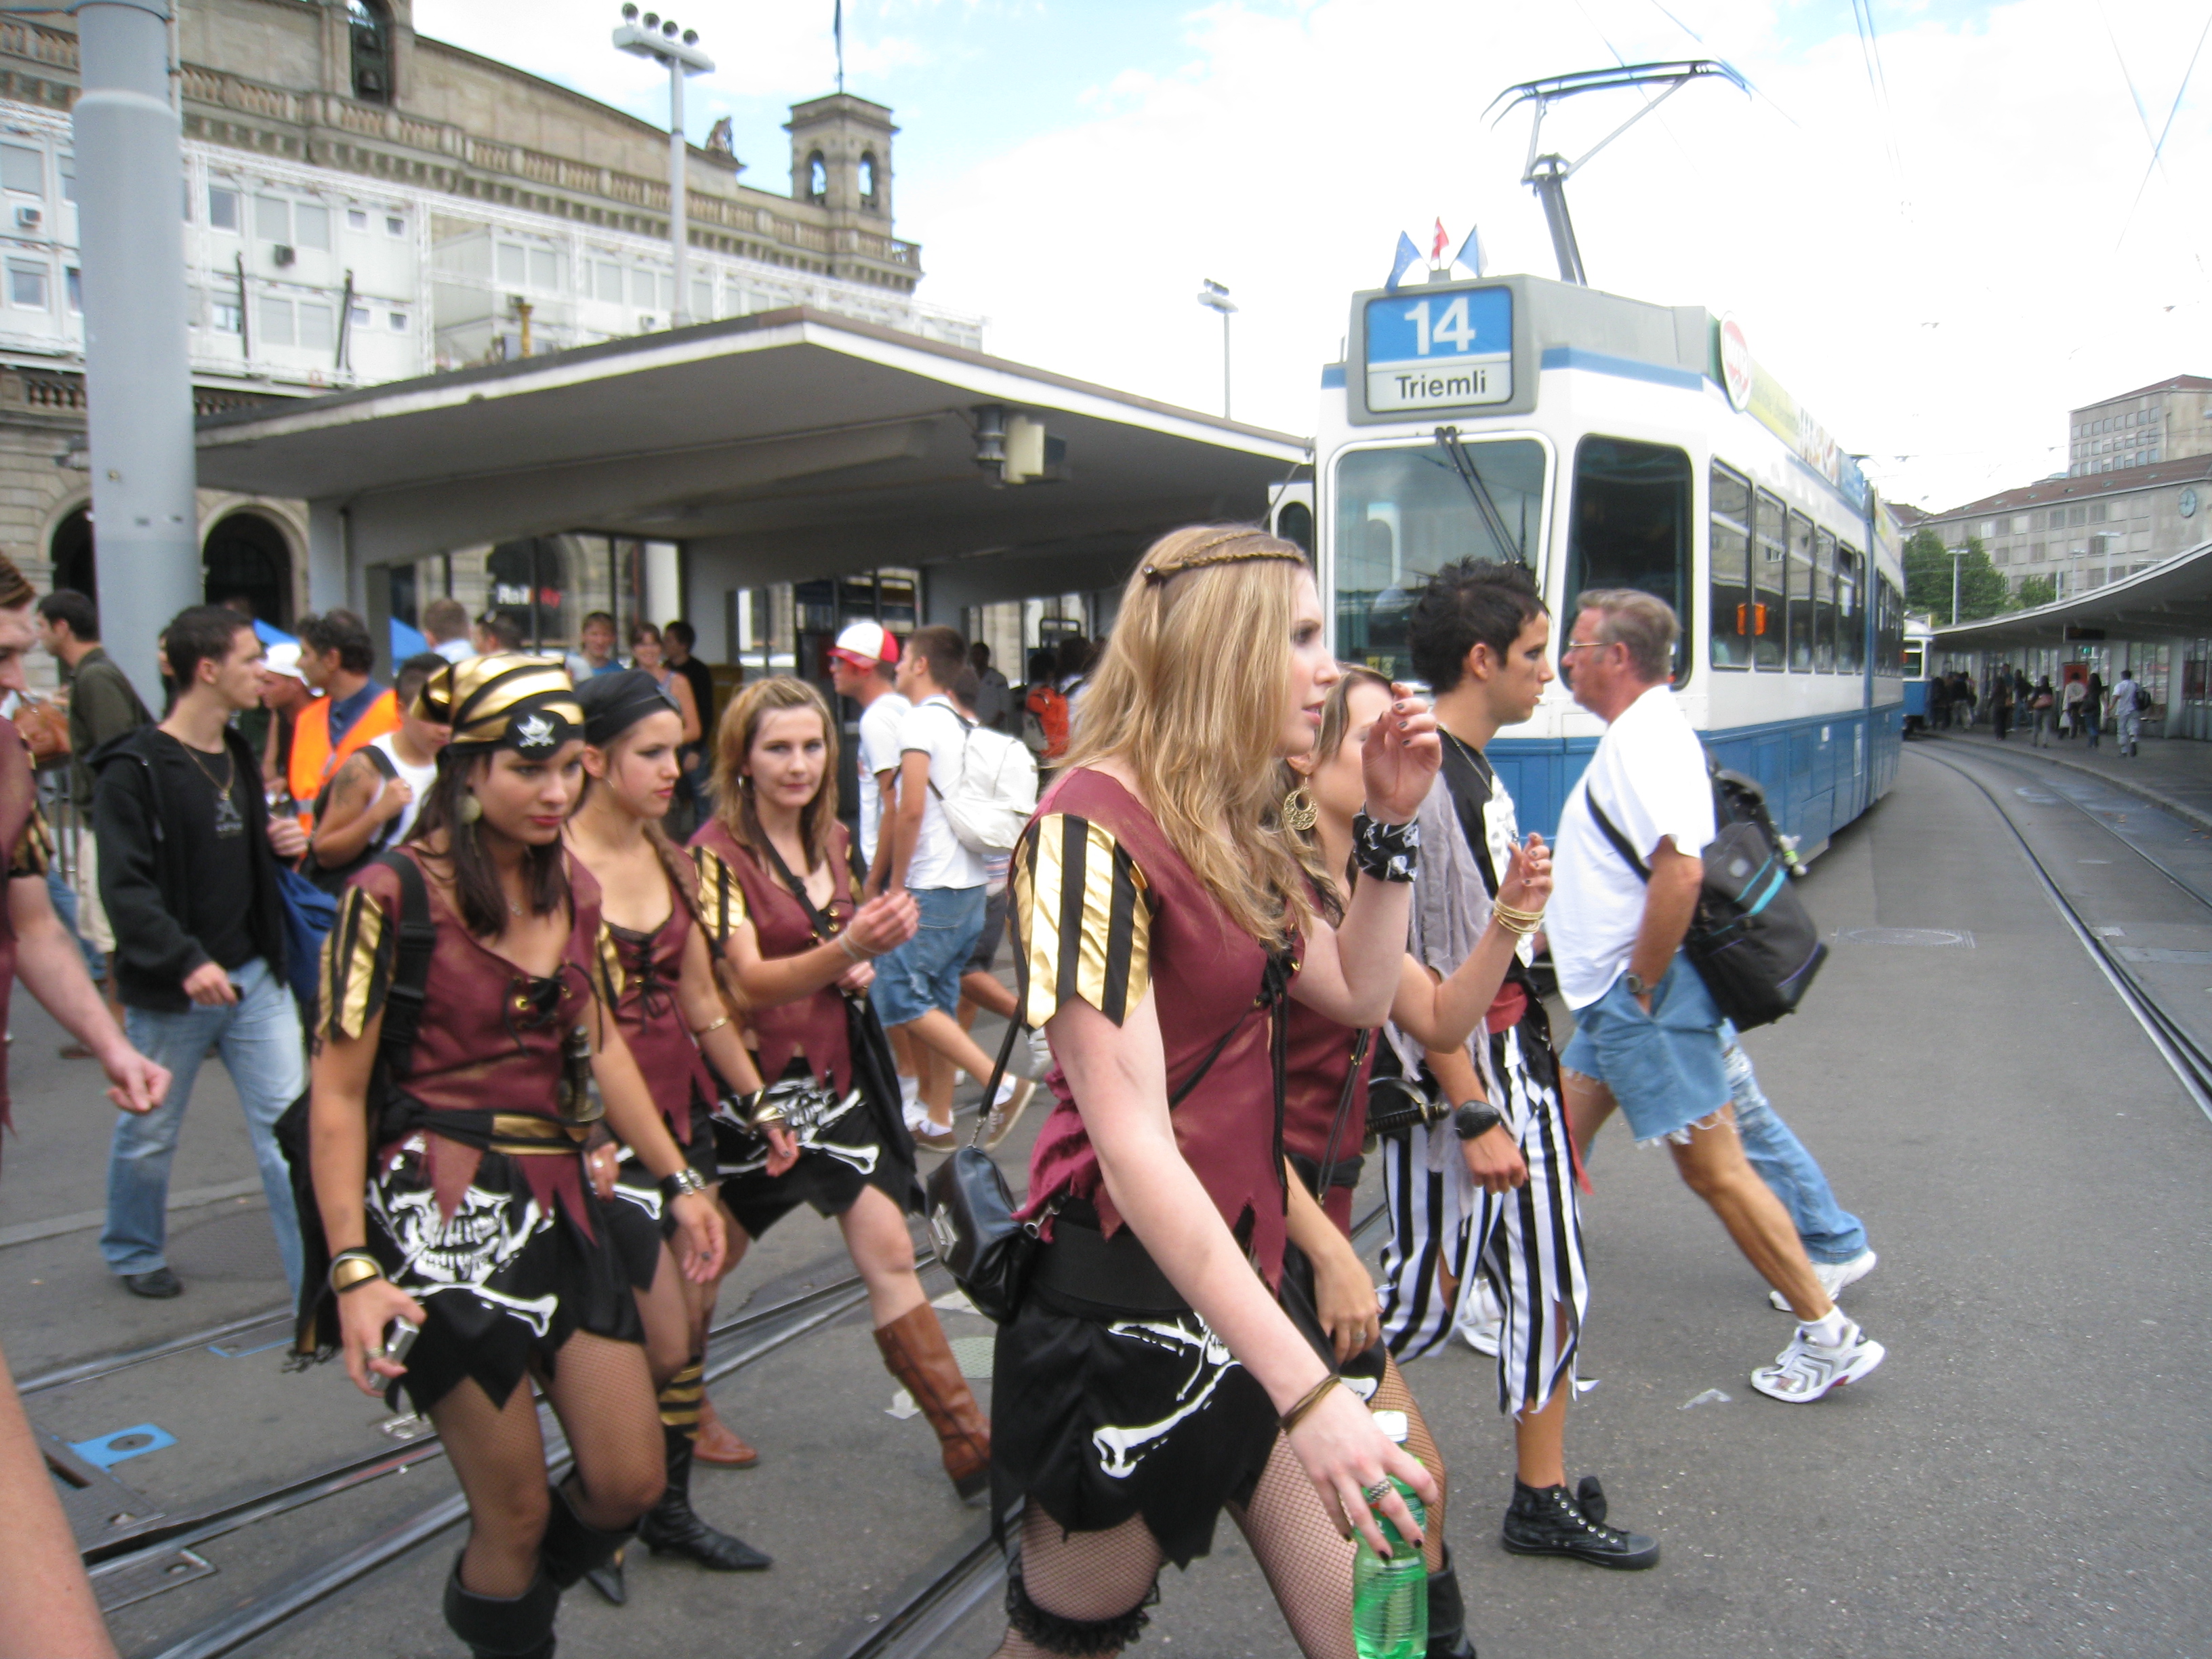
329;1251;385;1294
1278;1373;1344;1435
693;1015;731;1037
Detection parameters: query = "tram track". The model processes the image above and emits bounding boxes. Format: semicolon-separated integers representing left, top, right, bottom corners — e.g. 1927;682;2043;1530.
1915;742;2212;1120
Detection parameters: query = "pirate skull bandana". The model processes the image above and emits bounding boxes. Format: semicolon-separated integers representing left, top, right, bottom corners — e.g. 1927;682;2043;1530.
417;653;585;756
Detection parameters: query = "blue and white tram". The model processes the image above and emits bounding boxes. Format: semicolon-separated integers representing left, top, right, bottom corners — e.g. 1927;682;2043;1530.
1278;271;1908;855
1900;615;1936;733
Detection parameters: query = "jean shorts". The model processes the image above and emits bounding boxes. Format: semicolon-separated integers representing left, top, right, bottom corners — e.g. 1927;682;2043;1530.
964;885;1010;978
872;884;986;1027
1560;954;1731;1145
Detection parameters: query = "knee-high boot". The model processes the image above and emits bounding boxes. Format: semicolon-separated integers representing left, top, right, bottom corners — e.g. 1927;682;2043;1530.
1426;1544;1477;1658
637;1369;773;1570
539;1477;636;1595
872;1303;989;1500
444;1556;560;1659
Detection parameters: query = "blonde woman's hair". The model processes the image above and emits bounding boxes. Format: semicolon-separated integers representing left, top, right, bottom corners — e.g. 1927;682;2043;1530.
710;675;841;873
1062;525;1315;945
1278;664;1392;923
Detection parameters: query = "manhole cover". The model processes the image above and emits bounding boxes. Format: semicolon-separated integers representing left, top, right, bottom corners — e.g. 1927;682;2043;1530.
1839;927;1975;948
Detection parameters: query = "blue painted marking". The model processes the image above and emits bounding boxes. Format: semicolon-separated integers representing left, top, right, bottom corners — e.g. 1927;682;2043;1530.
1538;345;1704;392
1320;363;1345;388
69;1422;176;1471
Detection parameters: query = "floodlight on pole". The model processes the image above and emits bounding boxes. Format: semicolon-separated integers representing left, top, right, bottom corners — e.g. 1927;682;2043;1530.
614;9;714;329
1950;547;1966;626
1195;279;1236;420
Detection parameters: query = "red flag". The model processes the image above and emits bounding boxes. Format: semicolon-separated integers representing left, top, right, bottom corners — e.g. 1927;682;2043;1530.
1431;218;1449;262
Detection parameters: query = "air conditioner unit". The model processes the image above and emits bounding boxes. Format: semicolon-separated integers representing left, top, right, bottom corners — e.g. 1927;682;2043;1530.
14;206;39;230
272;244;295;267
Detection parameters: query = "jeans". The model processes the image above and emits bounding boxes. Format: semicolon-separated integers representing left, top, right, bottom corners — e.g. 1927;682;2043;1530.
872;884;987;1027
2084;710;2101;747
1720;1027;1868;1265
102;956;305;1294
43;865;103;981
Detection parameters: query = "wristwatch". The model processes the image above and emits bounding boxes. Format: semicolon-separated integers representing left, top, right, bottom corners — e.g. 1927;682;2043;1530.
1621;970;1650;998
1453;1101;1503;1141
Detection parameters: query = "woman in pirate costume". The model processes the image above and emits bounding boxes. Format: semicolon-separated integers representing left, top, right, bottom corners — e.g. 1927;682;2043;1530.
306;655;729;1659
989;526;1441;1659
691;676;997;1501
562;670;773;1595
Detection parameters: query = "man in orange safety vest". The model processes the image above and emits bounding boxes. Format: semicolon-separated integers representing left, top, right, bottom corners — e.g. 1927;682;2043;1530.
285;609;398;830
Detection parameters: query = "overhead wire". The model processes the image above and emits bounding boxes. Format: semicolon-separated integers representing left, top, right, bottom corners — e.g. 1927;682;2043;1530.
2113;3;2212;258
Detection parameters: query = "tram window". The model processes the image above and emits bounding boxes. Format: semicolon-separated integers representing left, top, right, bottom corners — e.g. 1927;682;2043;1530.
1708;462;1753;670
1566;436;1694;684
1332;438;1547;681
1814;525;1838;673
1837;544;1864;672
1752;490;1786;670
1786;511;1816;672
1902;642;1924;678
1275;499;1314;556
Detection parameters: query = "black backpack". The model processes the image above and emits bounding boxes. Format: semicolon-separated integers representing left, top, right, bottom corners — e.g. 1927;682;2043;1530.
1586;761;1826;1031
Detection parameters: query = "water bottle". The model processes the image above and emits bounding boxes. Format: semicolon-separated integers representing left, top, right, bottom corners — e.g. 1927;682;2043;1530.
1351;1408;1427;1659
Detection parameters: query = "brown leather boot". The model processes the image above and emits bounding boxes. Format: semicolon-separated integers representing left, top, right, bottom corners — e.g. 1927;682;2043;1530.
873;1303;989;1500
691;1395;759;1469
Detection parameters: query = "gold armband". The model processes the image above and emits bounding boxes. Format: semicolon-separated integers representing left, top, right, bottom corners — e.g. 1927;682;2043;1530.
329;1250;386;1294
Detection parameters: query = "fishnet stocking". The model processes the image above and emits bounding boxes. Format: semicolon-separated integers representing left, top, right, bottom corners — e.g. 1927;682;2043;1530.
1228;1433;1359;1659
539;1330;665;1530
1371;1356;1447;1572
990;1509;1164;1659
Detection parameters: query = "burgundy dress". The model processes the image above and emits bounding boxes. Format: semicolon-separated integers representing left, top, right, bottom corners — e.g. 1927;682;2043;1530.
691;818;914;1237
315;850;642;1413
1280;1000;1376;1237
992;769;1305;1568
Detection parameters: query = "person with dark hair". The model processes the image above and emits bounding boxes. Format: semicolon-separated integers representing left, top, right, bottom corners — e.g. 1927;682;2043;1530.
693;677;996;1500
1054;632;1094;724
1020;647;1067;768
969;640;1012;733
564;670;771;1595
626;623;701;746
288;609;399;832
473;611;525;655
94;607;310;1300
37;588;152;1018
307;653;451;890
569;611;621;680
422;596;474;664
661;619;720;826
881;624;1033;1149
305;653;726;1659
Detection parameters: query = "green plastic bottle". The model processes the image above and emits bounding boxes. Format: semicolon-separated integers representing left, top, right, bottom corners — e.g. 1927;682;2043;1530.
1351;1409;1428;1659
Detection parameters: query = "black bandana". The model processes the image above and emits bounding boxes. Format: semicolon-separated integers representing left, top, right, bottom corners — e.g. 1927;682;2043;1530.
575;668;680;749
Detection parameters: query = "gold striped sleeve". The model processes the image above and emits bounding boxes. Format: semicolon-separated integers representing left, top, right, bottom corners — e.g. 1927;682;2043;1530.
7;800;49;879
691;845;749;946
596;922;626;1005
1009;813;1151;1029
319;884;394;1042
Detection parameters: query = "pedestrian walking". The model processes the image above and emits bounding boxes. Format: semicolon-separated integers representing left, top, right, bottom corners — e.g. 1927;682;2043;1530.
2029;677;2055;747
2113;668;2144;756
1928;672;1952;731
988;525;1441;1659
421;596;475;664
305;653;449;890
1721;1029;1879;1309
567;611;622;680
1021;647;1069;771
1547;589;1887;1404
1989;670;2013;741
969;640;1014;733
662;620;719;821
94;608;312;1300
287;609;401;834
1952;672;1977;730
2084;670;2105;747
2062;675;2086;741
304;653;727;1659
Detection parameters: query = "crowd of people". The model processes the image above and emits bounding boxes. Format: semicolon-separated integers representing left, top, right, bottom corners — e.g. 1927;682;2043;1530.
0;538;1898;1659
1927;661;2148;754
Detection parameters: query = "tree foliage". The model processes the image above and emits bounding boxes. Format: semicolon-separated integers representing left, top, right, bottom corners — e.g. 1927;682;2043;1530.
2015;573;2058;609
1904;527;2010;621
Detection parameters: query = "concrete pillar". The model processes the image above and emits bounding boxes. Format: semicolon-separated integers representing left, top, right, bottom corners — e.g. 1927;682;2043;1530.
73;0;199;709
306;499;348;614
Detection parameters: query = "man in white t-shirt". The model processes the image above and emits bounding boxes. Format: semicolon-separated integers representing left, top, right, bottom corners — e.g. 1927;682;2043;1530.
878;626;1033;1149
1549;589;1886;1406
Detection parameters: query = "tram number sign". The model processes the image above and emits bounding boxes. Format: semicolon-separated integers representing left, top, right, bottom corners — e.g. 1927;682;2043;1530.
1363;287;1512;413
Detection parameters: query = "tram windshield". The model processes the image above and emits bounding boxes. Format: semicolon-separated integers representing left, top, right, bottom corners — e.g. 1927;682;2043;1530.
1332;437;1547;680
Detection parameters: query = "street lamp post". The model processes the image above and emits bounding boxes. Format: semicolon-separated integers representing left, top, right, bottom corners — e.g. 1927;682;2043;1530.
1195;279;1235;419
1950;548;1966;626
615;7;714;329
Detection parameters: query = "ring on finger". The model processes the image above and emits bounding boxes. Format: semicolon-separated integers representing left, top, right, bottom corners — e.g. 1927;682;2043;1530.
365;1347;385;1363
1362;1478;1394;1505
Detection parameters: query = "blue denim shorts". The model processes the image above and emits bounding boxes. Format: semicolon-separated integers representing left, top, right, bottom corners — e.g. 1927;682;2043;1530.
872;884;986;1027
1560;956;1731;1145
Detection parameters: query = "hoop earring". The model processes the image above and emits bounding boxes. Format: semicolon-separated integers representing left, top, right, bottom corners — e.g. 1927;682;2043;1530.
459;793;483;825
1282;786;1318;834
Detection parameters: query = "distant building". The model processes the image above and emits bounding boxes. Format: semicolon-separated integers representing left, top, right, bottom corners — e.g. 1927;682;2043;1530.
0;0;978;652
2066;375;2212;477
1914;454;2211;598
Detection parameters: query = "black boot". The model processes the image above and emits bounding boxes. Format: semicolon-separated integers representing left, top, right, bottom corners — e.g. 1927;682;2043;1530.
637;1421;771;1571
539;1479;636;1591
1575;1475;1607;1525
1426;1545;1477;1658
1501;1478;1659;1570
581;1544;626;1607
443;1556;560;1659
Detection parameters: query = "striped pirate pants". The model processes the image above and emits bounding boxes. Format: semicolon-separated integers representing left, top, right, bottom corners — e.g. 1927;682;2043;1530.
1377;1019;1589;1418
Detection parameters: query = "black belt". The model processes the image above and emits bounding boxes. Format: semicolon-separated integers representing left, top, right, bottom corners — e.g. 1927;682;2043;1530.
1287;1150;1364;1193
1029;1204;1191;1320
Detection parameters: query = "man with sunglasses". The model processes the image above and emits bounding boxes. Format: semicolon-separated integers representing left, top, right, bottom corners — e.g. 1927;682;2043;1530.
1549;590;1887;1405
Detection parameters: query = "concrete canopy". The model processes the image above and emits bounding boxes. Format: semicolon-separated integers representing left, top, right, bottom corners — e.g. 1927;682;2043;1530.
1933;536;2212;651
192;308;1309;616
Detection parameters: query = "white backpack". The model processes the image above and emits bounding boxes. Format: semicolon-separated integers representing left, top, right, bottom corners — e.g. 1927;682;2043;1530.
927;704;1038;855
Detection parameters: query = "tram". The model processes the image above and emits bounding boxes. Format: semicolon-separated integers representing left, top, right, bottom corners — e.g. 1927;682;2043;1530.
1271;270;1907;856
1902;614;1936;733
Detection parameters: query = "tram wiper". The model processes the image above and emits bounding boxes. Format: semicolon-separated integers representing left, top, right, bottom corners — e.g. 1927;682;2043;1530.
1434;426;1527;569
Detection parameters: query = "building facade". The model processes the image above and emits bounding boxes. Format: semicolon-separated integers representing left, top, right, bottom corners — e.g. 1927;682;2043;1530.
1917;455;2212;600
2066;375;2212;478
0;0;979;663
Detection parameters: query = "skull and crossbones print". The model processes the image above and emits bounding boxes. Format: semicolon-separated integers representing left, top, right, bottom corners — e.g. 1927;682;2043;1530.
371;1181;560;1336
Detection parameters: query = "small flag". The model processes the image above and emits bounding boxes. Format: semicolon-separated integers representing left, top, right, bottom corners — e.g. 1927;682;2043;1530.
1431;219;1450;263
1386;232;1420;293
1454;223;1486;278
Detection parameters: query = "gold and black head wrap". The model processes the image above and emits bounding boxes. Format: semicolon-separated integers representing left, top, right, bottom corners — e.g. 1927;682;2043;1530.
416;653;584;755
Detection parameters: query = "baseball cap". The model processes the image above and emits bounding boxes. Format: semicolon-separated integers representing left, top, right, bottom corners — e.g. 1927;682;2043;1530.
830;621;900;669
262;642;308;683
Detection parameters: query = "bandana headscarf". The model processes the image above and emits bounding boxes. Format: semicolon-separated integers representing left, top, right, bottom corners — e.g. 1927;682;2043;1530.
574;668;680;749
416;653;583;754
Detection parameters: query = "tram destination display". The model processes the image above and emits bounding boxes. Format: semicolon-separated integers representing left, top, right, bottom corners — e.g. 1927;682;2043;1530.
1362;286;1513;413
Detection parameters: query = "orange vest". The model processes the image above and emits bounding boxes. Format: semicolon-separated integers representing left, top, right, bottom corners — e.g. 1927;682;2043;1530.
289;688;401;827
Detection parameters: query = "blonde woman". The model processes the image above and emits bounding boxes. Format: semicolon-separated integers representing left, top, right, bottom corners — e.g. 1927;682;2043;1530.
991;527;1441;1659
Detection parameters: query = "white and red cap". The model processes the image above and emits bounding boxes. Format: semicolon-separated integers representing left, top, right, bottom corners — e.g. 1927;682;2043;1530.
830;620;900;669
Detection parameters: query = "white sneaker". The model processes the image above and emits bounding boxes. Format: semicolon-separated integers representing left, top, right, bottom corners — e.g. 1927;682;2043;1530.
1769;1248;1878;1312
1457;1277;1504;1357
899;1075;923;1131
1027;1027;1054;1078
981;1077;1037;1152
1750;1316;1885;1403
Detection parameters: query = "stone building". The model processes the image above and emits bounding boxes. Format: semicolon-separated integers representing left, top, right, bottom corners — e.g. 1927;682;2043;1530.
2066;375;2212;478
0;0;976;660
1915;455;2211;600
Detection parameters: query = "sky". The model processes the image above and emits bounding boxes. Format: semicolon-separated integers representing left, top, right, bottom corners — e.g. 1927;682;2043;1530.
412;0;2212;515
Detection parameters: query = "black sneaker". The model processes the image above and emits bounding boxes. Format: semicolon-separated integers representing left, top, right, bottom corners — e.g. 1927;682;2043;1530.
1502;1479;1658;1570
121;1267;183;1299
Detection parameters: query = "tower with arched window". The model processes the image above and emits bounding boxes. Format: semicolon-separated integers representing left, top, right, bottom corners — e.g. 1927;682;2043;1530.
784;94;896;226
